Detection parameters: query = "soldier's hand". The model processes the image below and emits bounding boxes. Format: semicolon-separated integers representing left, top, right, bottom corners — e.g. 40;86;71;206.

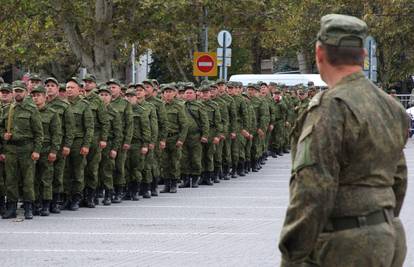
31;152;40;161
99;141;107;149
160;141;166;150
141;147;149;155
62;146;71;157
0;154;5;162
257;129;265;139
219;134;226;141
48;153;57;163
249;134;254;140
230;133;236;139
149;143;155;150
122;144;130;150
213;137;220;144
109;150;117;159
200;137;208;143
268;124;274;131
241;129;250;139
176;140;183;148
4;132;12;141
80;147;89;156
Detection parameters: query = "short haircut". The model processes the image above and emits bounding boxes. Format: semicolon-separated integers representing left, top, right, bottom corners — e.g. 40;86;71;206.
322;43;365;67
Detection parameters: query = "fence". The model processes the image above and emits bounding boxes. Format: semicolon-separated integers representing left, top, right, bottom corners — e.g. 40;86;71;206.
396;94;412;109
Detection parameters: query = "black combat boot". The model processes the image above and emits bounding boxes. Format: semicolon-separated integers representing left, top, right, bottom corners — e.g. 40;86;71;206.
251;160;259;172
50;193;61;214
142;183;151;198
244;161;250;174
282;147;289;154
96;187;104;198
222;165;230;180
271;150;278;158
160;179;171;193
111;186;123;203
0;196;5;216
40;200;50;216
24;201;34;220
203;172;213;186
179;176;191;188
276;148;283;156
33;200;41;216
131;182;140;201
69;194;81;211
86;188;96;208
2;201;17;219
237;162;246;177
213;170;220;183
191;176;200;188
151;177;159;197
123;184;132;201
102;189;112;206
170;180;178;193
230;164;238;178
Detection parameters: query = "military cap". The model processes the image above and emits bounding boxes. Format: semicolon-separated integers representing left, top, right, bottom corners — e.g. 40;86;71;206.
184;82;195;89
274;88;281;94
199;79;211;87
106;78;121;87
29;73;42;81
12;80;27;91
152;79;159;86
31;85;46;94
227;81;238;88
125;88;137;96
59;83;66;91
199;85;211;92
142;79;154;87
247;83;259;90
258;81;267;86
317;14;367;48
83;74;97;82
0;83;12;92
98;86;111;94
0;77;4;84
135;83;145;89
67;77;82;86
269;82;277;86
45;77;59;86
216;79;226;85
236;82;243;87
127;82;136;89
160;83;176;93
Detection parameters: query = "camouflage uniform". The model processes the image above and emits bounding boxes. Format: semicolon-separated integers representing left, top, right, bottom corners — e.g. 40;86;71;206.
279;15;408;267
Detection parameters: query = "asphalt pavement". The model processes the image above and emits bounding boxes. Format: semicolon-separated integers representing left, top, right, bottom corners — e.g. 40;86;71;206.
0;140;413;267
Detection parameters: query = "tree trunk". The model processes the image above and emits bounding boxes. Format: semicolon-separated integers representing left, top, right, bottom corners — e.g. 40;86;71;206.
251;35;262;74
297;50;312;74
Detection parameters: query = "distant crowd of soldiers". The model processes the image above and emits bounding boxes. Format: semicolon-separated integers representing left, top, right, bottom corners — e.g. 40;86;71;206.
0;74;319;220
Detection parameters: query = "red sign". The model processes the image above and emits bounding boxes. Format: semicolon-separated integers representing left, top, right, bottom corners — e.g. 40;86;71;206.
193;52;217;77
197;55;215;72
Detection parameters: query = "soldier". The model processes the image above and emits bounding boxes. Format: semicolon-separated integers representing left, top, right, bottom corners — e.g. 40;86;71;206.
1;81;44;220
31;85;62;216
279;14;408;267
0;84;12;215
124;88;150;200
45;77;74;213
27;73;43;93
108;79;133;203
82;74;109;207
58;83;67;100
259;81;275;162
296;89;310;115
246;84;268;172
160;84;188;193
269;88;287;157
97;86;122;205
179;83;209;188
63;77;94;211
143;79;167;196
199;85;222;185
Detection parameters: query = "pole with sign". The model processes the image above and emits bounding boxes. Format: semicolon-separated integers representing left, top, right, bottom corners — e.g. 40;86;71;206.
217;30;232;81
193;52;217;77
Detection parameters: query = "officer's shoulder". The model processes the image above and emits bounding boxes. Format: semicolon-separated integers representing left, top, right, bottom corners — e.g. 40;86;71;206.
52;98;70;108
307;90;327;111
81;98;90;106
22;101;37;111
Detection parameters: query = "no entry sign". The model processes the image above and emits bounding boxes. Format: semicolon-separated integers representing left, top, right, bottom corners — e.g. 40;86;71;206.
193;52;217;77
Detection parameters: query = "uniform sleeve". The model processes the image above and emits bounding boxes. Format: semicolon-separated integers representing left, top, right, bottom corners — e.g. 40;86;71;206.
199;105;209;139
177;105;188;143
63;105;75;148
82;106;94;148
228;97;238;133
393;152;407;217
31;108;44;154
123;102;133;145
279;99;350;265
268;98;277;125
214;106;223;136
157;102;168;141
50;113;62;154
149;107;159;144
140;109;151;146
97;100;110;142
257;100;269;131
111;111;122;151
239;98;250;130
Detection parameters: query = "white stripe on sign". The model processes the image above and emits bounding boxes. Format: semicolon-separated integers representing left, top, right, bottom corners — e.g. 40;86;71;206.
198;62;213;67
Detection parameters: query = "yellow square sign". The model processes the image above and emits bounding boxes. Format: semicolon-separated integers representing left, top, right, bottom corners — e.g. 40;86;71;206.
193;52;217;77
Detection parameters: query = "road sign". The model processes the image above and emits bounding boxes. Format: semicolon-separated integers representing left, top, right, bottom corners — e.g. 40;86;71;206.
364;36;377;82
218;30;232;47
217;57;231;67
193;52;217;77
217;48;232;58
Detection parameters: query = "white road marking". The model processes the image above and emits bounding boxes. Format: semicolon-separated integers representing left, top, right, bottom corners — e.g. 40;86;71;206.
39;217;282;222
95;205;286;209
0;231;260;236
0;248;198;255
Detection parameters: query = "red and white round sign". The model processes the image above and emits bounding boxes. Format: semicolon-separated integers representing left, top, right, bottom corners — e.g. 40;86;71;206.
197;55;215;73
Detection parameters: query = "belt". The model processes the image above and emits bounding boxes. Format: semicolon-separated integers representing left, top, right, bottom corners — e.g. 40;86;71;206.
324;208;394;232
6;139;33;146
167;132;178;137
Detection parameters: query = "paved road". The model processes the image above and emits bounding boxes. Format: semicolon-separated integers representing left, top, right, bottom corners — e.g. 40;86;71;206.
0;140;413;267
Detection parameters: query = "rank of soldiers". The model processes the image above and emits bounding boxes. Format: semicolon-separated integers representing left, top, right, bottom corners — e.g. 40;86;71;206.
0;74;318;220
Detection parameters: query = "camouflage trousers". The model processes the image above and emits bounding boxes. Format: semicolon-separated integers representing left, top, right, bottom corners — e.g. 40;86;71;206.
181;134;203;176
0;162;5;198
98;144;115;191
84;140;102;190
34;152;53;201
161;137;182;181
52;152;65;194
270;121;284;151
293;218;407;267
214;140;223;172
114;147;127;187
202;141;215;173
125;142;146;184
231;134;240;165
64;138;87;198
4;143;35;202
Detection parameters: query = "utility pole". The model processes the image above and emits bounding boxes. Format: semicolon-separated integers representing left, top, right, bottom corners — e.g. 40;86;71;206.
202;5;208;80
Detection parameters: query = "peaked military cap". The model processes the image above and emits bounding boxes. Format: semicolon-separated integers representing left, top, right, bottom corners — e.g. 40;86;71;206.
125;88;137;96
98;85;111;94
67;77;82;86
12;80;27;91
106;78;121;87
0;83;12;92
59;83;66;91
152;79;159;86
29;73;42;81
83;74;97;82
45;77;59;86
31;85;46;94
227;81;237;88
216;79;226;85
142;79;154;87
247;83;259;90
317;14;368;48
135;83;145;89
160;83;176;92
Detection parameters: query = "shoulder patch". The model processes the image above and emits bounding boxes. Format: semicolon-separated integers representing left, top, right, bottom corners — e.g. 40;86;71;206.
307;90;327;111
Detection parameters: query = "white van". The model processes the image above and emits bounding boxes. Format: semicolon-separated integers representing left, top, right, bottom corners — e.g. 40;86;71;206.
229;74;327;87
